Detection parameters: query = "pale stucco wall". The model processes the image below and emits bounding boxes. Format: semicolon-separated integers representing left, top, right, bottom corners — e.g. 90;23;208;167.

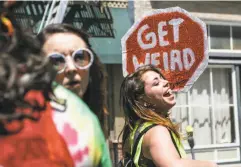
133;1;241;23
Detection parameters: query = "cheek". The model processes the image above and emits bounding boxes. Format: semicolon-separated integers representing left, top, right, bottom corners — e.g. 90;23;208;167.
144;88;156;100
81;70;89;87
146;88;165;102
77;69;90;91
144;87;151;97
55;73;65;83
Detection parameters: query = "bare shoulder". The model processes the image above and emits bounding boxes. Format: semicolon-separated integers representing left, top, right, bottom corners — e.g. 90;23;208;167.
142;125;181;164
144;125;170;142
142;125;171;157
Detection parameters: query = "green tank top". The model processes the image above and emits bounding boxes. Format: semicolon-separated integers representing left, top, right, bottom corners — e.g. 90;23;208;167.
129;121;186;167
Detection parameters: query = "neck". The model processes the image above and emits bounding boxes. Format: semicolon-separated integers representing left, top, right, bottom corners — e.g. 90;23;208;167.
154;108;169;118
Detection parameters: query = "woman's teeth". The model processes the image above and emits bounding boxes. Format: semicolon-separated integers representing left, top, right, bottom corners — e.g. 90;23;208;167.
164;89;173;97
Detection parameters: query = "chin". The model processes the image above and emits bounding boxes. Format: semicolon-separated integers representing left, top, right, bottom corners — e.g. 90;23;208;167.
171;100;176;107
166;101;176;110
77;88;86;99
78;92;84;99
67;87;83;98
73;89;83;98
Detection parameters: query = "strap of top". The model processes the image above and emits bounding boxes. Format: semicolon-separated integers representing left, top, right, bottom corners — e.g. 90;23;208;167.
169;130;181;157
132;122;183;160
132;124;157;158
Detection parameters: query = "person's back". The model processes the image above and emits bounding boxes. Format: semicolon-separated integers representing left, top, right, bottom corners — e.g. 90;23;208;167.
0;90;74;167
0;1;74;166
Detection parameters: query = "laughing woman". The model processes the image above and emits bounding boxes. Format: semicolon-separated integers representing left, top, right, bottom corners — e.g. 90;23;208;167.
120;65;218;167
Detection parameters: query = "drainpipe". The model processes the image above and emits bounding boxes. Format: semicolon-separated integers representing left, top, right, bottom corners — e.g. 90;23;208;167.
236;66;241;162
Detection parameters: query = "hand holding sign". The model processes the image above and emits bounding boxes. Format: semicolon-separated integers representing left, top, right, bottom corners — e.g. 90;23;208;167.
121;7;208;92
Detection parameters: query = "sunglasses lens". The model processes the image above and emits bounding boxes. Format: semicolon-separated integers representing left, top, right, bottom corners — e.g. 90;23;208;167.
48;54;65;72
73;49;92;68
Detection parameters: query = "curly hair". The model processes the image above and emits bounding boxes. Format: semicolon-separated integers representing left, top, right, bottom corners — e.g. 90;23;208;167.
37;24;109;137
0;2;56;134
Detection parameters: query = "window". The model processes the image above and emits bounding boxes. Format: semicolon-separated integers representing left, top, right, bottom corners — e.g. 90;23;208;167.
232;27;241;50
171;66;240;163
210;25;230;50
208;24;241;51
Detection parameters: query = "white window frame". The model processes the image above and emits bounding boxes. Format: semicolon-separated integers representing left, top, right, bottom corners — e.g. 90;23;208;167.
174;65;240;163
207;21;241;55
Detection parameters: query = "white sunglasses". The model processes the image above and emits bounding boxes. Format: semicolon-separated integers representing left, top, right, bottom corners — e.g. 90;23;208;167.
47;48;94;73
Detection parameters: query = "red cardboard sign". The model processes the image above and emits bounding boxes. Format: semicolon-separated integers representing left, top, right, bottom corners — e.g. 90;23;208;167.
121;7;208;92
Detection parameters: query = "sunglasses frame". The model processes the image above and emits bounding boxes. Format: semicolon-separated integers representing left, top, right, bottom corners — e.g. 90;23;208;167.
47;48;94;74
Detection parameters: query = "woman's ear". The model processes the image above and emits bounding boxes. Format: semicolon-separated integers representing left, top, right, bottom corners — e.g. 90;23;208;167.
139;96;152;108
141;94;151;104
139;95;157;111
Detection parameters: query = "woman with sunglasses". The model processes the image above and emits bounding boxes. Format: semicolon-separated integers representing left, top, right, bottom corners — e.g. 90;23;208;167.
120;65;218;167
37;24;112;167
37;24;108;136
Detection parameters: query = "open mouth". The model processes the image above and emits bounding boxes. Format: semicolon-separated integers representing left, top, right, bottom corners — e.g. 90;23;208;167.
67;81;80;86
163;89;172;97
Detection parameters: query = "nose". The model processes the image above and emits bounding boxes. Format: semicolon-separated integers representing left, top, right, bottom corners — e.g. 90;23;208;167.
65;56;77;75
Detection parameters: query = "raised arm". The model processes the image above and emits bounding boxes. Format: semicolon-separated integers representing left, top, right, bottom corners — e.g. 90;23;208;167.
142;125;218;167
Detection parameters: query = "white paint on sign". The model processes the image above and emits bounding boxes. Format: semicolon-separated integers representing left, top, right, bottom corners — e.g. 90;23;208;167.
163;52;169;70
170;50;183;71
137;18;184;49
137;25;157;50
183;48;195;70
158;22;169;46
132;47;196;71
169;18;184;43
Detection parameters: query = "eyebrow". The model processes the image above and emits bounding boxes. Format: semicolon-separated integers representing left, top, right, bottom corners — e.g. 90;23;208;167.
151;77;159;83
159;73;165;79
